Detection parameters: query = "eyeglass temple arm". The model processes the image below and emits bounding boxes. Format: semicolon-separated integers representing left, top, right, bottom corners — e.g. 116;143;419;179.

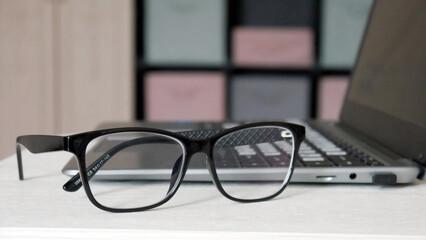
16;135;67;180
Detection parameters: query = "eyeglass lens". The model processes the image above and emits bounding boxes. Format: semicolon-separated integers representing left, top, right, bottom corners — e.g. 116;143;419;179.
85;132;185;209
213;126;294;200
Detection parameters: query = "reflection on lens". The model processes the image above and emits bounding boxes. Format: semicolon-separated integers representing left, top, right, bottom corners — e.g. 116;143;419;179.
213;126;294;200
85;132;185;209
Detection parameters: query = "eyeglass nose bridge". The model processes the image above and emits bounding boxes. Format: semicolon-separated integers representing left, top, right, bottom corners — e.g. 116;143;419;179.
182;150;219;189
187;139;212;156
183;147;228;199
183;139;215;178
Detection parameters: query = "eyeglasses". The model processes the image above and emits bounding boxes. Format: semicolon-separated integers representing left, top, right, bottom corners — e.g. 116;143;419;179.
16;122;305;212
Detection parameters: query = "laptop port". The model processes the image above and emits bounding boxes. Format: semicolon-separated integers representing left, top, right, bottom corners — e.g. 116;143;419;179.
350;173;357;179
316;176;336;181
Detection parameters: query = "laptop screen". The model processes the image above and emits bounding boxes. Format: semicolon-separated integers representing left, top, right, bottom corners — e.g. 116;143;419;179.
340;0;426;160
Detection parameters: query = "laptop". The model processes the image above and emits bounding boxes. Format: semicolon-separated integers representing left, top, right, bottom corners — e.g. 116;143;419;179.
63;0;425;184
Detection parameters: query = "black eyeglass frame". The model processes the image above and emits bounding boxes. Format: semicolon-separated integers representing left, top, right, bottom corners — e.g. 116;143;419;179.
17;122;305;213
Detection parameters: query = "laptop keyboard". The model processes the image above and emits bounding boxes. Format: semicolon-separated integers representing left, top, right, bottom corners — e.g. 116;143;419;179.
297;126;383;168
217;123;384;169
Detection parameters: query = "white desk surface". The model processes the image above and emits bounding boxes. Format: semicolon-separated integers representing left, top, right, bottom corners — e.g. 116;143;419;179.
1;151;425;240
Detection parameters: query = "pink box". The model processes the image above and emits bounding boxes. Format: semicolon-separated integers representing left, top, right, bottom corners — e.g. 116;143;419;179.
145;72;225;121
317;76;350;120
232;27;313;68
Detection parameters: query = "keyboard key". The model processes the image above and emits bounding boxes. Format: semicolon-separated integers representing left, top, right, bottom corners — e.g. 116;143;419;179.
300;153;322;157
214;148;240;168
238;155;268;168
216;162;240;168
298;149;316;154
303;161;335;167
256;143;282;157
328;155;365;167
240;160;268;168
301;157;325;162
325;151;347;156
274;141;293;153
264;155;290;167
234;145;257;156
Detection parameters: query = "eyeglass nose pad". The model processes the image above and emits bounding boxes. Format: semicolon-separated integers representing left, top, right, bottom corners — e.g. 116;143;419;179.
167;154;184;194
205;156;219;189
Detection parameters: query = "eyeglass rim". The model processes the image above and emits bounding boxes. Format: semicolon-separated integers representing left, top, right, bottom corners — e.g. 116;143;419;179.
76;132;188;212
208;125;298;203
61;122;305;212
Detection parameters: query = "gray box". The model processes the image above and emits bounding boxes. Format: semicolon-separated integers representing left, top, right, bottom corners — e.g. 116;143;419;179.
144;0;227;66
231;75;311;121
320;0;373;69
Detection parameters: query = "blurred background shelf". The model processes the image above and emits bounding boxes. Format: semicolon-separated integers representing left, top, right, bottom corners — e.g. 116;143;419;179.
0;0;372;158
135;0;373;121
